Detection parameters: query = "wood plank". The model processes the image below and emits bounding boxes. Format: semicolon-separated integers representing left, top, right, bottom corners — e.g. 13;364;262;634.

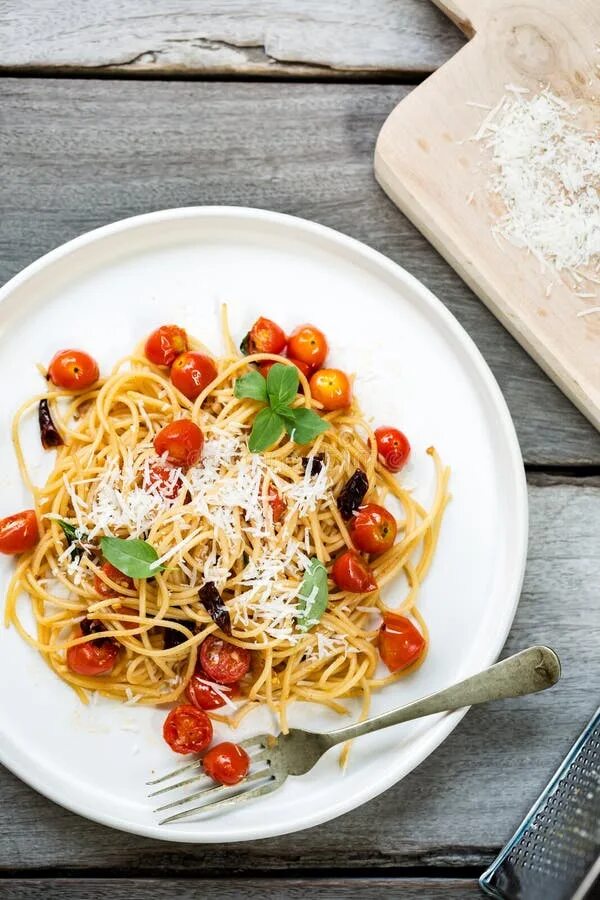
0;0;465;77
0;478;597;870
0;79;598;464
0;879;482;899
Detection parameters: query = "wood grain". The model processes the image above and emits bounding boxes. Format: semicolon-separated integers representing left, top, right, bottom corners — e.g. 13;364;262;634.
1;478;597;871
0;0;465;77
375;0;600;430
1;79;599;464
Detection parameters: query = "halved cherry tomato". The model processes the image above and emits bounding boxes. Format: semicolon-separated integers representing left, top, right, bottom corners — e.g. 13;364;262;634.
94;561;134;599
66;628;119;676
378;612;425;673
0;510;39;555
163;704;213;755
266;483;286;523
287;324;328;369
203;741;250;785
243;317;286;355
147;460;183;499
351;504;397;555
200;635;251;685
186;672;239;710
154;420;204;467
171;351;217;401
331;550;377;593
145;325;188;367
374;426;411;473
48;349;99;390
309;368;351;411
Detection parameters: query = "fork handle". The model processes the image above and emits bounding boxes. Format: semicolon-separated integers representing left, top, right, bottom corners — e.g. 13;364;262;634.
322;646;561;748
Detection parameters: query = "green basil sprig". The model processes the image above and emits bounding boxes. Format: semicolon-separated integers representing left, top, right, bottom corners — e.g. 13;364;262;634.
100;536;165;579
296;557;329;632
58;519;89;561
234;363;329;453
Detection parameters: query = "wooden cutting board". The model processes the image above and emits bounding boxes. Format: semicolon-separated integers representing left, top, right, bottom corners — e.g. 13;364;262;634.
375;0;600;430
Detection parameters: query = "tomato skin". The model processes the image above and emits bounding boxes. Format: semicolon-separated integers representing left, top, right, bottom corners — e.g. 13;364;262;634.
351;504;397;555
374;427;411;473
171;351;217;401
147;460;183;499
0;510;39;555
200;635;251;685
287;325;328;369
309;368;351;411
145;325;188;367
289;358;312;379
48;350;99;390
267;483;286;523
66;629;119;676
154;420;204;467
203;741;250;785
246;317;287;355
186;673;240;710
163;704;213;755
332;550;377;593
378;613;425;673
94;562;134;598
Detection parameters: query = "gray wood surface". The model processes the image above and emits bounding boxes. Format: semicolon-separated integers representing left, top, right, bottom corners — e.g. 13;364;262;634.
1;79;599;464
1;478;597;871
0;0;465;77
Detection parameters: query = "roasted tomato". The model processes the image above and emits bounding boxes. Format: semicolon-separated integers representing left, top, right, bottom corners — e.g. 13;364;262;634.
171;351;217;401
154;419;204;467
374;426;411;473
0;510;39;555
203;741;250;785
287;324;328;370
200;635;251;685
186;672;238;711
266;483;286;523
243;317;286;355
145;325;188;367
309;368;351;411
94;562;134;599
331;550;377;593
66;628;119;676
147;460;183;499
163;705;213;755
351;504;397;555
48;349;99;391
378;613;425;673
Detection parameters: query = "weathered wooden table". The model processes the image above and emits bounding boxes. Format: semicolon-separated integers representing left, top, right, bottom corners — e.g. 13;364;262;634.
1;3;599;898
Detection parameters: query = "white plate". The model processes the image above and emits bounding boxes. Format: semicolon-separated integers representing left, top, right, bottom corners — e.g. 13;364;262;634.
0;207;527;842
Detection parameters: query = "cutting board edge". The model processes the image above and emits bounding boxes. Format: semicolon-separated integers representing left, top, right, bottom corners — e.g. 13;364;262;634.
374;145;600;433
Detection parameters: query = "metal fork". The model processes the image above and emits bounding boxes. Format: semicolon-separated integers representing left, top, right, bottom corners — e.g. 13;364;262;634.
148;645;560;824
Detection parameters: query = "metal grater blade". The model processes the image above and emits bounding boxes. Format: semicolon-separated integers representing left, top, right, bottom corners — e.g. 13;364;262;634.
480;706;600;900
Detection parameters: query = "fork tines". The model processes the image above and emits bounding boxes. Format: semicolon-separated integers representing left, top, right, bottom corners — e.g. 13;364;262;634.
147;733;278;825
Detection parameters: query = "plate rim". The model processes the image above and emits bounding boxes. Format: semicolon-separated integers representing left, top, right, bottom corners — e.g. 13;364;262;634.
0;206;528;842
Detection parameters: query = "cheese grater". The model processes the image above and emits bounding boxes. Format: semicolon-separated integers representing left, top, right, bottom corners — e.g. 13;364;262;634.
480;706;600;900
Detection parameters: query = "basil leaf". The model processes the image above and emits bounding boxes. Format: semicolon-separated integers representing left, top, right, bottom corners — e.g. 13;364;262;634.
234;369;268;404
58;519;88;561
100;536;165;579
240;332;251;355
248;407;285;453
266;363;299;413
281;407;330;445
296;558;329;632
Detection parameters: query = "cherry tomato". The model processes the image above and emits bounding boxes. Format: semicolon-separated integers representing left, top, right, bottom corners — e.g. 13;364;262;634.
154;420;204;467
66;629;119;676
94;562;134;599
287;324;328;369
147;460;183;499
200;635;251;685
203;741;250;785
170;351;217;401
48;349;99;391
378;612;425;673
258;361;276;379
267;483;286;523
186;672;239;710
0;510;39;555
374;426;411;473
289;358;313;379
244;317;286;355
163;704;213;755
331;550;377;593
111;606;139;631
145;325;188;367
309;368;351;411
351;504;397;555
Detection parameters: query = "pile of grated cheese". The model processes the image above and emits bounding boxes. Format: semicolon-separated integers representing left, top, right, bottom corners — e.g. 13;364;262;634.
472;86;600;308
